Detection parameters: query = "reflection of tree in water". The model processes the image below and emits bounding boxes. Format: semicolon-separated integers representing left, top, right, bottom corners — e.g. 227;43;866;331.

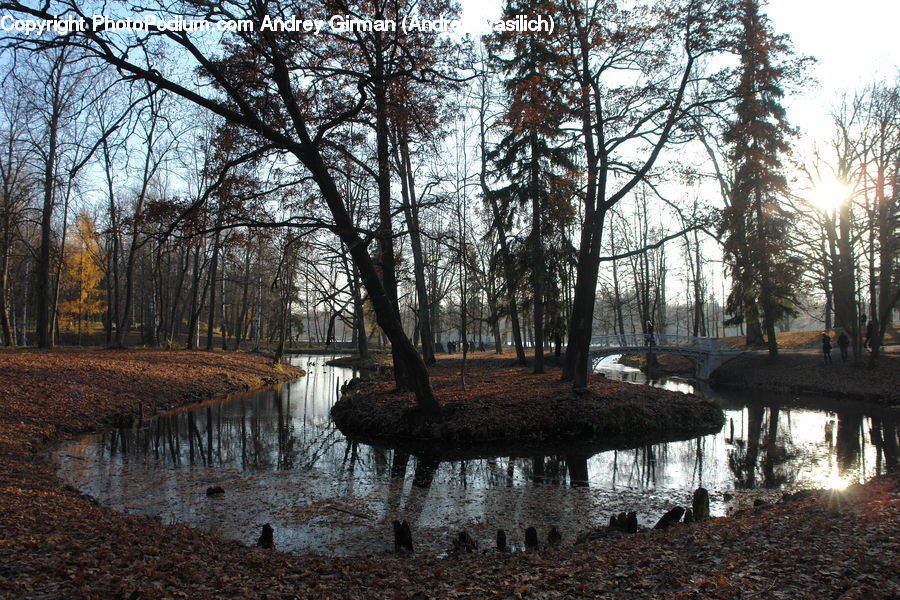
413;456;440;488
276;388;297;470
100;384;347;474
371;446;389;478
728;405;796;489
525;456;572;486
566;455;590;486
381;453;441;526
869;417;898;475
621;445;657;488
95;362;896;517
340;441;359;477
836;413;863;475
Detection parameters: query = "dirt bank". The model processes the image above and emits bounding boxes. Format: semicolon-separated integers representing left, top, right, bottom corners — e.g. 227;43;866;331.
0;348;303;455
615;331;900;405
713;350;900;405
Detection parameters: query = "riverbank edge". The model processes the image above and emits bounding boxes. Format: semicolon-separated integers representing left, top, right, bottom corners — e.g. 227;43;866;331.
325;354;391;369
0;349;305;458
617;351;900;406
710;352;900;409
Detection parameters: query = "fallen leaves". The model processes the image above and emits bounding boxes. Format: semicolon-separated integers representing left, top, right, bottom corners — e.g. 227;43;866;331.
715;350;900;405
0;350;897;598
332;359;724;457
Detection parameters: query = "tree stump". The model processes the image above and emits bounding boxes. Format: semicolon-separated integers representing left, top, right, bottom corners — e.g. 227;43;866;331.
609;511;637;533
453;530;477;553
393;519;413;553
653;507;685;530
256;523;274;549
625;511;637;533
692;487;710;521
496;529;508;551
547;526;562;548
524;526;539;550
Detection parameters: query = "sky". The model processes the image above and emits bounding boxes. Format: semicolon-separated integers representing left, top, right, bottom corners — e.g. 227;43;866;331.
453;0;898;318
458;0;900;138
766;0;900;136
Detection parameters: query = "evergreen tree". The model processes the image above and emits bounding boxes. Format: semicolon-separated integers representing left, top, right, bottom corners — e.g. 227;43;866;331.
487;0;575;374
720;0;800;357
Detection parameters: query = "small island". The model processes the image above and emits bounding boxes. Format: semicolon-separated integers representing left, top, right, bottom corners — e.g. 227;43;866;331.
332;356;724;458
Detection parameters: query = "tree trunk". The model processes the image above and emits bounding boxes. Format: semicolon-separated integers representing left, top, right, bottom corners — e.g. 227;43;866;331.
477;80;526;364
397;134;435;365
205;229;221;351
561;37;603;388
0;231;12;346
187;244;202;349
298;144;438;413
869;155;899;364
529;130;544;374
833;199;859;360
351;263;369;359
37;75;61;348
234;242;252;349
372;39;410;390
103;138;121;345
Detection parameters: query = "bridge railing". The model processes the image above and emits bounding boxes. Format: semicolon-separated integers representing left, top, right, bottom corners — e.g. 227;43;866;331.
588;333;735;352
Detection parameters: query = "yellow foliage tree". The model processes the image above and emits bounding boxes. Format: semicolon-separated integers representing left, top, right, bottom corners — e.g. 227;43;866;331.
59;212;106;342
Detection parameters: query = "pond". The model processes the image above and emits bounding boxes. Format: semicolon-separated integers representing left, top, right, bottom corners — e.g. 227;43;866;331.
53;354;898;556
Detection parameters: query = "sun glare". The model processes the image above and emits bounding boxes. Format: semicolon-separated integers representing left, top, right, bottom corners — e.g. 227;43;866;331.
808;177;851;213
822;472;850;491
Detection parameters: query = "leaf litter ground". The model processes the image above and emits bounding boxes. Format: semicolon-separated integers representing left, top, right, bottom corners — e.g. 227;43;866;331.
0;349;897;598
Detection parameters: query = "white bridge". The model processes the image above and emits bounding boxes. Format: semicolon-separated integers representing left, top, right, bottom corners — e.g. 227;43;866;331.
589;333;743;379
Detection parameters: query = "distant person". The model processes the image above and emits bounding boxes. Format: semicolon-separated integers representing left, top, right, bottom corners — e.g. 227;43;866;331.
645;320;654;347
477;340;485;352
837;332;850;362
821;332;832;364
864;320;874;350
447;340;455;354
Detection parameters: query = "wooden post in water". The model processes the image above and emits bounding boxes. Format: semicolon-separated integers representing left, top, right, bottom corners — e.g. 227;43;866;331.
393;520;413;553
524;526;538;550
693;487;710;521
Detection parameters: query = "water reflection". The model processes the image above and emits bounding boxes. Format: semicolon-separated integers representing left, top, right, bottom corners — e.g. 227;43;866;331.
55;354;898;556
